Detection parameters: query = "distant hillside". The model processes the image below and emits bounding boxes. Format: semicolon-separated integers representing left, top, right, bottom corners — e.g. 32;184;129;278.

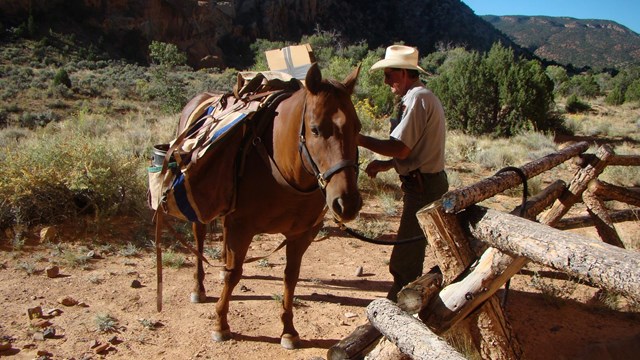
483;15;640;70
0;0;527;69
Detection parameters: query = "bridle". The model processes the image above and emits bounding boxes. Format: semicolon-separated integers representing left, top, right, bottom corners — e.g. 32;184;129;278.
297;95;358;191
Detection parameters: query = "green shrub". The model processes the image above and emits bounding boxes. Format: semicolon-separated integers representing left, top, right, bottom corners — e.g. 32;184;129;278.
149;41;187;67
53;68;71;88
565;94;591;114
605;85;625;105
0;123;148;229
625;79;640;103
429;43;555;137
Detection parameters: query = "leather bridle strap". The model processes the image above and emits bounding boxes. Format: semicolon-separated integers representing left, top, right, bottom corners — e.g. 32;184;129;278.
297;98;357;190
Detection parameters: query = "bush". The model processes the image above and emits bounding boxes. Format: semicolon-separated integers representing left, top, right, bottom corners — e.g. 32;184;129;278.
605;85;625;105
53;68;71;88
0;123;148;230
149;41;187;67
429;43;555;137
625;79;640;103
565;94;591;114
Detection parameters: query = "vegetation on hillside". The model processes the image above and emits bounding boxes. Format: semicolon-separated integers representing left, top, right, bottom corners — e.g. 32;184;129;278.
0;26;639;235
483;15;640;71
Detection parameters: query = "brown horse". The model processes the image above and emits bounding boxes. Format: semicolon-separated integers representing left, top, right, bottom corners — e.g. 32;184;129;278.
182;63;362;349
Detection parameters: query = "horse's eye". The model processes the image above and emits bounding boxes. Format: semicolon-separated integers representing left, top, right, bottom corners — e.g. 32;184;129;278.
310;126;320;136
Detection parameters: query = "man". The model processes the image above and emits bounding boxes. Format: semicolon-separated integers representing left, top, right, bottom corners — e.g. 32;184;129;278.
358;45;448;301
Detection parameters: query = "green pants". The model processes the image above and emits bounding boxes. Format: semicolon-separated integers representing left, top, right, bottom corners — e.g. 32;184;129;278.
387;170;448;301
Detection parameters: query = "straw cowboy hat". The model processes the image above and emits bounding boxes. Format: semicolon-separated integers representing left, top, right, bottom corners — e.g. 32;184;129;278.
370;45;426;73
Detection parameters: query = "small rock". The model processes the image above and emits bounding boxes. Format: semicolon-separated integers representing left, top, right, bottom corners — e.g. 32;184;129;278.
46;308;63;317
77;302;89;308
36;349;53;357
33;332;45;341
89;339;100;349
108;335;119;344
130;280;142;288
354;266;364;277
45;266;60;278
43;327;56;339
27;306;43;320
94;342;110;354
240;285;251;292
0;341;11;351
344;312;358;318
57;296;78;307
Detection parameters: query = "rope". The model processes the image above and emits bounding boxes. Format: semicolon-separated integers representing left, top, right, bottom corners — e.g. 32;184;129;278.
336;219;425;246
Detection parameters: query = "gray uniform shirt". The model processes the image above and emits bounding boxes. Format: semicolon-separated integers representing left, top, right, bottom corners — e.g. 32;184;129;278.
390;81;446;176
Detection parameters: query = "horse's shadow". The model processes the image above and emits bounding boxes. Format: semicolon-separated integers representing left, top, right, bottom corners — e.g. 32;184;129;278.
231;333;340;349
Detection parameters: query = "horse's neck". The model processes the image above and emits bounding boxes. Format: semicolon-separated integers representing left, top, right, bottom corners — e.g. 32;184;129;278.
271;91;317;191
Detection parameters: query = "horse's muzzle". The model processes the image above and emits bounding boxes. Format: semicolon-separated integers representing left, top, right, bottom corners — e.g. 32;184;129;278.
330;192;362;222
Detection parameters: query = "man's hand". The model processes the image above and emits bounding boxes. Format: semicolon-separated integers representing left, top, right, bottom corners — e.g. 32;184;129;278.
364;159;393;178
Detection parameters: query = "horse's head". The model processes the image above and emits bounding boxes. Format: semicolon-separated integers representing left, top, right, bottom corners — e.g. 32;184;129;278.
300;63;363;222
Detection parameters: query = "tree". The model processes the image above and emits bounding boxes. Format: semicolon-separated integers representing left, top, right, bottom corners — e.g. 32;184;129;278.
428;43;556;137
149;41;187;67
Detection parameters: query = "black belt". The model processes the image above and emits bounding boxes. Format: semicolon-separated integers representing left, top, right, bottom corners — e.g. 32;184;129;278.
399;170;444;182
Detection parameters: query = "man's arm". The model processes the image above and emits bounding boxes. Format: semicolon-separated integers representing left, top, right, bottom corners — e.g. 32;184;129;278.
357;134;411;159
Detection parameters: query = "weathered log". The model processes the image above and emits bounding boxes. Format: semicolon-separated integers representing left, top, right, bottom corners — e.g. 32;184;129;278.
441;141;589;214
582;187;625;248
367;299;466;360
418;202;522;360
577;153;640;167
556;208;640;230
463;206;640;302
328;323;382;360
510;179;566;220
397;270;443;314
419;201;474;282
419;247;528;334
540;144;614;227
590;179;640;207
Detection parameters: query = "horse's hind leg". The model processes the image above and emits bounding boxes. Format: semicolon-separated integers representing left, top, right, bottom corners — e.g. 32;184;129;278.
279;230;315;349
190;222;207;303
212;224;252;342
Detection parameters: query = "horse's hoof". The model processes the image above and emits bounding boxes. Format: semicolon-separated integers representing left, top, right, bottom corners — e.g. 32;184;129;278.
190;291;206;303
280;334;300;349
212;329;232;342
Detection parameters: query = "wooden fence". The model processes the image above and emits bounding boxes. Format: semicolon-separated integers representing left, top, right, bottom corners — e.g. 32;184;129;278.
329;141;640;360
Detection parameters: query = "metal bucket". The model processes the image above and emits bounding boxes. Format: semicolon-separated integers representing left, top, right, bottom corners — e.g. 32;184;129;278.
151;144;172;167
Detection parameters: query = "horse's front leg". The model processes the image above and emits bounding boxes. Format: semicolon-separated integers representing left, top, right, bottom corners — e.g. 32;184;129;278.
212;225;252;342
280;230;315;349
190;222;207;303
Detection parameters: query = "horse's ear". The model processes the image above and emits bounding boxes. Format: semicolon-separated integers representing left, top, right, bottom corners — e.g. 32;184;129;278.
342;64;361;95
305;63;322;94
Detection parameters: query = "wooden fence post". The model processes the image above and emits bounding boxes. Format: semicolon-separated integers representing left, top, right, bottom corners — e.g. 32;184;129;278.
417;202;522;360
539;144;614;226
582;185;625;247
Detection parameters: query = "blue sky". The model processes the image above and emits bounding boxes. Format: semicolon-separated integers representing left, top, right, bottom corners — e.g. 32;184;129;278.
461;0;640;34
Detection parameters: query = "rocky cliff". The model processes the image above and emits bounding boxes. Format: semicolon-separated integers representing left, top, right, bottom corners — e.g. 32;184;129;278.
0;0;520;69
